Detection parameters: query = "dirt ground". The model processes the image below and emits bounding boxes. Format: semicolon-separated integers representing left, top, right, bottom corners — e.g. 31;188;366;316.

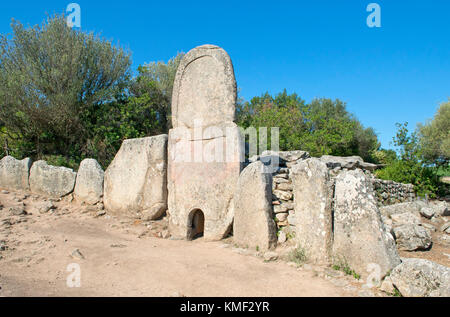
0;188;447;297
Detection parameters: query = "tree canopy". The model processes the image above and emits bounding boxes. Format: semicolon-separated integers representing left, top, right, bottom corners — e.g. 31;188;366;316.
0;15;131;165
236;90;380;161
417;100;450;166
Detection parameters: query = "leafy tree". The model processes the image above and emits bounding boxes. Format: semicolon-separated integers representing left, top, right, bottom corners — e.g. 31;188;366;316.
0;15;131;165
237;91;308;151
417;100;450;166
372;149;397;165
131;53;184;130
376;122;441;198
83;53;184;167
236;90;380;160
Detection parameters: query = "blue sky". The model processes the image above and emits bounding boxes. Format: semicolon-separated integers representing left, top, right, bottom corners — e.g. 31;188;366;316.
1;1;449;149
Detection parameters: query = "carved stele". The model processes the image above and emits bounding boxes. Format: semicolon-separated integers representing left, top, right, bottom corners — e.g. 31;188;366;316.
168;45;243;241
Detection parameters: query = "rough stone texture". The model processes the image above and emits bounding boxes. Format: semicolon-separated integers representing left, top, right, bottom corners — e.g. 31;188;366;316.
233;161;277;251
317;154;415;207
171;44;236;129
431;200;450;217
442;222;450;233
249;150;311;234
168;45;242;241
419;207;435;219
393;224;432;251
74;159;104;205
390;258;450;297
104;135;168;220
333;169;401;279
259;150;310;163
379;276;395;294
291;158;333;264
29;161;76;198
380;201;427;218
0;156;32;191
390;212;422;226
320;155;378;171
371;179;416;206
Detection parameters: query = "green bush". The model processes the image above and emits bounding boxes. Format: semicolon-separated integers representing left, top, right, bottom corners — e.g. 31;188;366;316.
287;245;308;266
375;122;447;198
376;160;440;198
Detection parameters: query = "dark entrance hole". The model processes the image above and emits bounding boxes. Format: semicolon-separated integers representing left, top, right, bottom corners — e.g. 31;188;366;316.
189;209;205;240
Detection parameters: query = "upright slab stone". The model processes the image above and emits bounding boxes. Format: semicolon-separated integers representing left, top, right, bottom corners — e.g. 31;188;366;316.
291;158;333;264
74;159;104;205
234;161;277;250
333;169;401;279
104;134;168;220
29;161;76;198
168;45;243;241
0;156;32;191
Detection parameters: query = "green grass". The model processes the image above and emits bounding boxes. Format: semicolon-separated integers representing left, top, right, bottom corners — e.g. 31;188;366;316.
288;245;307;266
391;288;402;297
332;257;361;280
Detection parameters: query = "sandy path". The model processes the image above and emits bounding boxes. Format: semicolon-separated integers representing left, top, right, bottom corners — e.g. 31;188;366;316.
0;189;363;297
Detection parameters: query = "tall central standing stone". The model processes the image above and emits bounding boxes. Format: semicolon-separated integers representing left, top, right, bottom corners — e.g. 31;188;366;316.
168;45;243;241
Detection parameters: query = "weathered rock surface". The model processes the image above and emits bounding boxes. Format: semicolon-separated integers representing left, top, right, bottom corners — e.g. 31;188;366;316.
390;212;422;226
36;201;55;214
420;207;435;219
74;159;104;205
168;45;242;240
380;200;435;218
320;155;378;171
390;258;450;297
333;169;400;279
29;161;76;198
0;156;32;191
260;150;310;163
291;158;333;264
104;135;168;220
233;161;277;251
441;222;450;233
393;224;432;251
171;44;236;129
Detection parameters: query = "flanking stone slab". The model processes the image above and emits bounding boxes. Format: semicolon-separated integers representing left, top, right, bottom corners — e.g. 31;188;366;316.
233;161;277;251
0;156;32;190
291;158;333;264
29;160;76;198
332;169;401;279
103;134;168;220
74;158;104;205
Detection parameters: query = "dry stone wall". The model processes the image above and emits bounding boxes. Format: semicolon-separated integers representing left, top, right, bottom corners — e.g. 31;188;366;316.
371;178;415;206
248;150;310;236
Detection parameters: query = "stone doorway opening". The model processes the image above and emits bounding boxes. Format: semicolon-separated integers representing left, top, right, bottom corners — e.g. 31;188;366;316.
188;209;205;240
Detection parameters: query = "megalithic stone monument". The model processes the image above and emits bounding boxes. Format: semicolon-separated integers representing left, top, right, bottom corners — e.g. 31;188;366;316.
168;44;243;241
